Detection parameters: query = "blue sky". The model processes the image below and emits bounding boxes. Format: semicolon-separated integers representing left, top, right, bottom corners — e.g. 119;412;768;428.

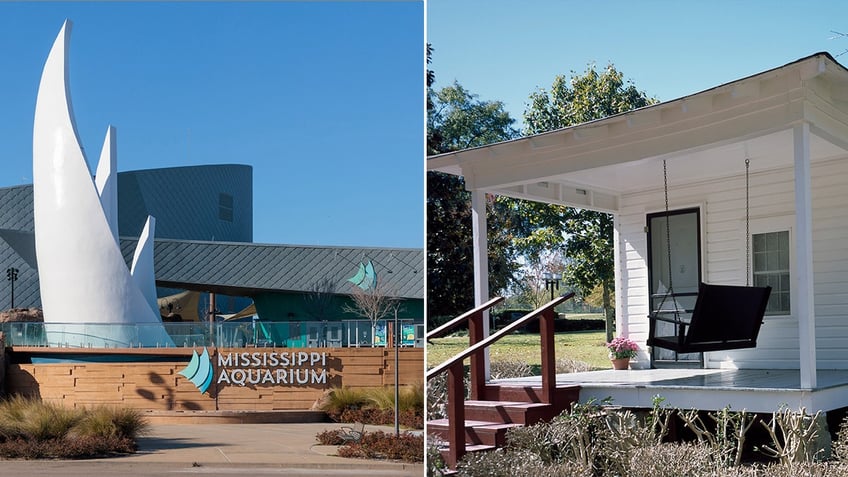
428;1;848;130
0;2;423;248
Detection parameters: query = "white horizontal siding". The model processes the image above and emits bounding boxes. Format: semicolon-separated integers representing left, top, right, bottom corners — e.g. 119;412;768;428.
617;155;848;370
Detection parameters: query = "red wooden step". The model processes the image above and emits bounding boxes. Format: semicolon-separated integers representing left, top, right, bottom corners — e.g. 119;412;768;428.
438;443;496;467
483;383;580;404
463;400;554;425
428;418;522;446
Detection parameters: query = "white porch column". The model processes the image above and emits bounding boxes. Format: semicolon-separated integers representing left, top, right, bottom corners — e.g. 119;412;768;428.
794;122;817;389
470;189;491;379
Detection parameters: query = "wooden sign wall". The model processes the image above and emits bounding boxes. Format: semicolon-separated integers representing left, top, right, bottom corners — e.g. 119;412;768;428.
5;347;423;411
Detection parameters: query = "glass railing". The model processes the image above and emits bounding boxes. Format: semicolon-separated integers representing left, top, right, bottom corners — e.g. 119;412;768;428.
0;319;425;349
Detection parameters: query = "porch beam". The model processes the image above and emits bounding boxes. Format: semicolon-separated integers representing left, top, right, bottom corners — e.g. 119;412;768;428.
794;122;817;389
470;189;491;381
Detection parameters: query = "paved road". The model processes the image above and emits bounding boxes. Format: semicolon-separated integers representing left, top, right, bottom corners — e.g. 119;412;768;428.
0;423;424;477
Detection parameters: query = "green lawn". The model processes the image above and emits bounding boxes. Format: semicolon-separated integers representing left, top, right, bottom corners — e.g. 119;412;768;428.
427;330;611;371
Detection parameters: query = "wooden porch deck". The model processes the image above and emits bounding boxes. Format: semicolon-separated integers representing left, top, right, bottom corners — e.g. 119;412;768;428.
493;369;848;413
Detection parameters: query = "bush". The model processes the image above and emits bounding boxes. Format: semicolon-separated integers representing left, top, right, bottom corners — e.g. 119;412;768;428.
455;448;553;477
428;364;481;422
363;383;425;413
320;387;369;414
72;406;148;440
453;402;848;477
321;385;424;429
315;428;346;446
427;437;446;476
490;359;534;379
336;430;423;463
628;443;719;477
332;407;423;429
0;396;80;441
0;396;145;459
556;357;593;374
834;414;848;462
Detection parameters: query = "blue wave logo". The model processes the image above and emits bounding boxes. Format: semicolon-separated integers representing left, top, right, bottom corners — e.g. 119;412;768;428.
179;347;214;394
348;260;377;290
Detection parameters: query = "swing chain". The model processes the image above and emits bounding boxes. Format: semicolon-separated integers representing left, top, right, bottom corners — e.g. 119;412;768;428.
745;157;751;287
657;159;677;318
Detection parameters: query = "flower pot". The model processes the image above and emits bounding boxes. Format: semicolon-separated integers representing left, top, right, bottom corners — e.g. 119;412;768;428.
611;357;630;370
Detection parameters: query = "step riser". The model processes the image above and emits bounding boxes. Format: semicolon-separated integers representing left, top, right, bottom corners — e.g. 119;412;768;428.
464;405;552;425
435;384;582;471
439;445;494;467
483;385;580;403
428;425;512;447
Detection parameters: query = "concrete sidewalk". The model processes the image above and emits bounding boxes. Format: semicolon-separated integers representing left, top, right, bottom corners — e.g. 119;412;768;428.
0;423;424;476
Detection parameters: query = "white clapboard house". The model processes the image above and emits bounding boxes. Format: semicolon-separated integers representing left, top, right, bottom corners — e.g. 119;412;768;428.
428;53;848;413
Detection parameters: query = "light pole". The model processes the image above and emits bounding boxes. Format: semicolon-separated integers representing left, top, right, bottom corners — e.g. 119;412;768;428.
6;267;18;309
393;307;399;436
543;271;560;301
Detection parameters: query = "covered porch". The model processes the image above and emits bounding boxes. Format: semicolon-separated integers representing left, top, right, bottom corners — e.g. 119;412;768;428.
427;52;848;397
494;368;848;413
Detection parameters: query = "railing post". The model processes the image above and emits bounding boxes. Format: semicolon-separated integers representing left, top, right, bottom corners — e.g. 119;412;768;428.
446;360;466;469
468;309;485;400
539;306;556;404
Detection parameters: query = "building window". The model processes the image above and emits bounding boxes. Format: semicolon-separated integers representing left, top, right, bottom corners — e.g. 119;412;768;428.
219;193;234;222
752;230;790;315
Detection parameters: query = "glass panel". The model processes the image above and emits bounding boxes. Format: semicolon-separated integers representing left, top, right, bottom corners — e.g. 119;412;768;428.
767;232;777;250
0;320;422;348
752;230;790;315
648;209;701;365
754;252;765;270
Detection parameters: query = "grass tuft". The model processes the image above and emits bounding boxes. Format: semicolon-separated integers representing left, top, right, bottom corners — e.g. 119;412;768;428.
0;396;146;459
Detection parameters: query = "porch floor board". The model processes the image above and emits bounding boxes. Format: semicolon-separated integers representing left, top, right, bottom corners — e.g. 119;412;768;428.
492;369;848;413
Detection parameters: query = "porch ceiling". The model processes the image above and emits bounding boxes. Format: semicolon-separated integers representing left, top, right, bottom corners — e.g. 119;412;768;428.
544;128;847;197
429;52;848;212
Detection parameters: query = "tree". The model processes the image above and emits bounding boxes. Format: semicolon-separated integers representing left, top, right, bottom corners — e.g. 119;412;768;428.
520;63;656;341
426;48;521;324
343;279;400;347
428;82;519;154
303;277;337;321
514;251;566;310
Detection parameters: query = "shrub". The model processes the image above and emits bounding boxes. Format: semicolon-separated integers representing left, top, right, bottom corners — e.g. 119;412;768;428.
455;448;552;477
321;385;424;429
556;357;592;373
834;414;848;462
490;359;534;379
319;387;369;414
363;383;425;413
454;402;848;477
72;406;148;440
399;381;425;413
336;430;423;462
0;396;144;459
315;428;345;446
335;407;422;429
427;437;446;476
629;443;718;477
0;396;81;441
426;372;451;421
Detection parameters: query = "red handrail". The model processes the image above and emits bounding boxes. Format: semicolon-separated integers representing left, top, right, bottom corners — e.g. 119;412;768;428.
427;293;574;469
427;296;504;340
427;296;503;400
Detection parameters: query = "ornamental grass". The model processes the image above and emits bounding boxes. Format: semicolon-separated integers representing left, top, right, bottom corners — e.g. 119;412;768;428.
0;395;147;459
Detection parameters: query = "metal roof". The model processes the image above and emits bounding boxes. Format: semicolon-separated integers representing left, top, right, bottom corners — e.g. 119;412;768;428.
119;238;423;300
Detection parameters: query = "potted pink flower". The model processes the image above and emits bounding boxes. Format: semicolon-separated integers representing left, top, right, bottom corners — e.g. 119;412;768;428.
606;336;638;370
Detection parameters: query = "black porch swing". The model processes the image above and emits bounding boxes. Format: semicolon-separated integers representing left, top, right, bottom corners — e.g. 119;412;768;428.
646;158;772;354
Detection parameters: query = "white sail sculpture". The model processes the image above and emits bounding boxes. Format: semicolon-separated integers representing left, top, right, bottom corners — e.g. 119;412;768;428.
32;21;173;348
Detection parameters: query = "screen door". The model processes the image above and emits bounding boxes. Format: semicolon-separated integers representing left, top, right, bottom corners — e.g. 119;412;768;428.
647;208;702;366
